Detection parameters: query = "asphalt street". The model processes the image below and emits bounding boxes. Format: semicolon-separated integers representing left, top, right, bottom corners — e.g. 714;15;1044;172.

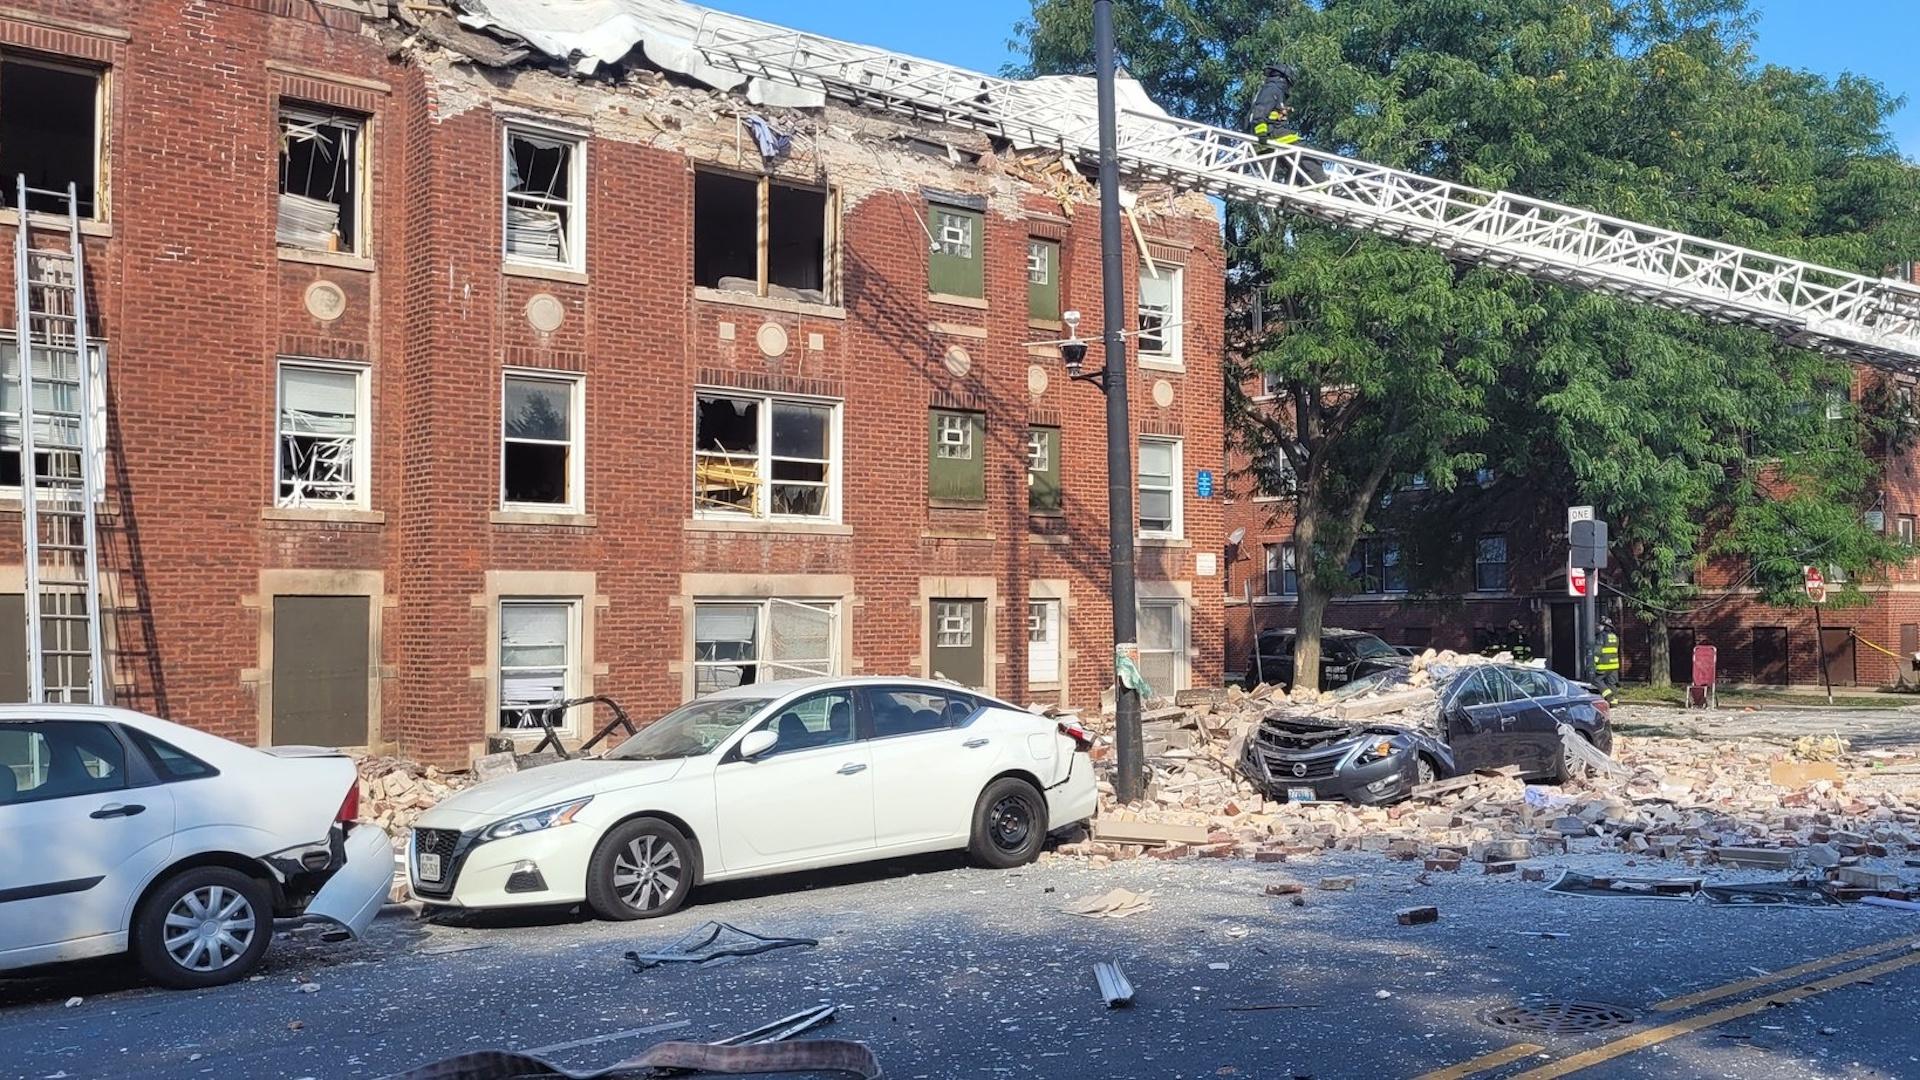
6;840;1920;1080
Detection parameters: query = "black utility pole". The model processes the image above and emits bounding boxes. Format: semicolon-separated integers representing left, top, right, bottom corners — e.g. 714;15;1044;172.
1093;0;1145;803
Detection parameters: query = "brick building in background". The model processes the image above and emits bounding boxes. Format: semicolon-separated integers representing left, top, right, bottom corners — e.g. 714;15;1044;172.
1224;268;1920;690
0;0;1224;765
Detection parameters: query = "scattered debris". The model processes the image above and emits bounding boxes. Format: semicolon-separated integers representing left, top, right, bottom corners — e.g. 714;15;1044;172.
356;755;476;837
297;982;321;993
1714;847;1796;870
1701;882;1843;908
624;922;819;971
1064;888;1154;919
1093;961;1136;1008
62;996;81;1008
1317;877;1356;892
714;1005;839;1045
1396;906;1439;925
1264;882;1304;897
1860;896;1920;912
383;1039;882;1079
1770;760;1843;788
1546;871;1702;901
1225;1002;1322;1012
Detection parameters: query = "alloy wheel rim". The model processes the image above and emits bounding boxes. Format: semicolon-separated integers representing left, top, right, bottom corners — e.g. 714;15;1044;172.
614;835;683;910
989;795;1032;851
163;884;257;972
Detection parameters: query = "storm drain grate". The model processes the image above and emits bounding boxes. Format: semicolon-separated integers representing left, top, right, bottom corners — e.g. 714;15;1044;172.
1482;1001;1638;1034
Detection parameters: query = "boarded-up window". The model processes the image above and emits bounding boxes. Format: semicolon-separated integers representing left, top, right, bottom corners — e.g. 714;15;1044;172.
928;205;983;298
1027;238;1060;321
0;593;26;703
272;596;370;747
929;410;985;503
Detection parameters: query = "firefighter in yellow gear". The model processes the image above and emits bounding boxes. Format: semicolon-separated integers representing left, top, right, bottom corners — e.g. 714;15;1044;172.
1247;63;1328;185
1591;616;1622;704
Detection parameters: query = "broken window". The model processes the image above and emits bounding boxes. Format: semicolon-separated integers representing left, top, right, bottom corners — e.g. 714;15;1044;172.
1476;534;1509;593
1138;436;1181;537
1138;265;1183;364
277;107;363;254
693;391;837;520
503;126;583;269
0;56;101;218
692;599;837;696
1027;238;1060;321
501;373;581;510
928;409;985;503
1027;426;1061;513
276;361;365;508
928;204;983;298
694;171;833;303
0;338;103;492
499;600;577;732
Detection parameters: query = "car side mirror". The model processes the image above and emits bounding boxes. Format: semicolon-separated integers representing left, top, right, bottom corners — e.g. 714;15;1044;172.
737;728;778;760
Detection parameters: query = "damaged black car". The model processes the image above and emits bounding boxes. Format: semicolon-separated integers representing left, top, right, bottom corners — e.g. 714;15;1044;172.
1239;663;1613;806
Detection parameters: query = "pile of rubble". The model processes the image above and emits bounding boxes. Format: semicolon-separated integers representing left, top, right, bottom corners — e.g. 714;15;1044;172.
1055;657;1920;893
355;755;475;836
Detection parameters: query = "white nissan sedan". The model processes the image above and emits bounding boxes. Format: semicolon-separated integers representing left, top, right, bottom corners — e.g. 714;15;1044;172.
409;677;1098;918
0;706;392;988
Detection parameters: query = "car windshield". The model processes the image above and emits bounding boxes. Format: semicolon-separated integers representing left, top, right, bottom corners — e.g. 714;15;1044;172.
605;697;773;761
1347;635;1396;659
1327;668;1415;701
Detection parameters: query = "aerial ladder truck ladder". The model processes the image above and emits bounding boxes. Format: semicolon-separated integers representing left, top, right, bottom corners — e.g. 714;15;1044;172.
684;13;1920;370
11;177;107;705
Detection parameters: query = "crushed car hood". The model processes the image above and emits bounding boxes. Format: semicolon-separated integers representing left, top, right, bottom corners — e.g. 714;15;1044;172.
416;758;685;824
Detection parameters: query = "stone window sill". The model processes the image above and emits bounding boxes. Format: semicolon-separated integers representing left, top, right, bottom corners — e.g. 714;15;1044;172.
693;286;846;320
0;209;110;238
491;509;597;527
261;506;385;524
503;261;589;285
928;292;988;310
683;518;853;536
278;247;375;272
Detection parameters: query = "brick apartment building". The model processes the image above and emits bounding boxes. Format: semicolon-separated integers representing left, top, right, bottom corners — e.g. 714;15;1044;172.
1224;270;1920;691
0;0;1225;765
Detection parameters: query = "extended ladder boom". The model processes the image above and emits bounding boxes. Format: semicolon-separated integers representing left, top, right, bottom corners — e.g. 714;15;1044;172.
687;11;1920;370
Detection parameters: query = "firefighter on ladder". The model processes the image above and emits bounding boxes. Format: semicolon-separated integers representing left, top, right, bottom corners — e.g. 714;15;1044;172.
1591;615;1622;704
1247;63;1327;185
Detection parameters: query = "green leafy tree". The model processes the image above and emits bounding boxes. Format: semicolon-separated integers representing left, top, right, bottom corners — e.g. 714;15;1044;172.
1014;0;1919;690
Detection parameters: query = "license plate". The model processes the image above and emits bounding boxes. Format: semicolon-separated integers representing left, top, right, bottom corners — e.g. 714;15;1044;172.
419;853;442;882
1287;787;1316;803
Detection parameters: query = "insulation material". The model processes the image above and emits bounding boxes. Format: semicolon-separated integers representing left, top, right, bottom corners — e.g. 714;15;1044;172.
450;0;1177;147
277;193;341;252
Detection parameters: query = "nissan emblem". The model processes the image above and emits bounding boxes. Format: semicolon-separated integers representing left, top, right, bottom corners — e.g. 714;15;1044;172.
1291;762;1308;778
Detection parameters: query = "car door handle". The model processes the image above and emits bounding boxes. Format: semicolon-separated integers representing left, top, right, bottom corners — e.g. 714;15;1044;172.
962;737;989;749
90;803;145;819
836;762;867;775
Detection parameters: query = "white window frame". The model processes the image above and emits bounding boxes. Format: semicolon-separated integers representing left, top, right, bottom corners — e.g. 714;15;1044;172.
1027;598;1062;688
497;597;581;735
935;208;974;260
1138;435;1183;540
500;370;585;514
934;601;974;648
0;334;106;501
1026;239;1050;285
936;412;973;459
1137;263;1184;369
276;104;368;256
1901;515;1915;546
501;122;586;272
274;358;370;510
1136;597;1189;696
691;597;840;696
692;389;842;522
2;54;108;221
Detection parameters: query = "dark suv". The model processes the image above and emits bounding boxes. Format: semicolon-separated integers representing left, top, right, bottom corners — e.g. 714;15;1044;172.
1244;628;1405;690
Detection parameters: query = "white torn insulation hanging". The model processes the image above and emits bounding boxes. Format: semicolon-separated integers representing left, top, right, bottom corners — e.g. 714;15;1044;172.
278;111;358;251
504;132;574;263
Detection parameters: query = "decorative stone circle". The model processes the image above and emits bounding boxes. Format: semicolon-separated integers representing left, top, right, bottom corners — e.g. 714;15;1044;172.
303;280;346;323
1152;378;1175;408
1028;363;1050;397
757;322;790;358
525;292;565;333
943;344;972;378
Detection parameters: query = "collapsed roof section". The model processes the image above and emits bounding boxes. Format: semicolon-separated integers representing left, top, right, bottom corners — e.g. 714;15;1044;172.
446;0;1177;150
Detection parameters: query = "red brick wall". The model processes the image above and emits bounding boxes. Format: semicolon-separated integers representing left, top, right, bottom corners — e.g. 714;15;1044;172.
0;3;1225;762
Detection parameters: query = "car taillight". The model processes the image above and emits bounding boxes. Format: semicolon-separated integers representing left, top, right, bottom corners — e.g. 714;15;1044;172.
1592;697;1611;717
1058;721;1094;752
336;780;360;824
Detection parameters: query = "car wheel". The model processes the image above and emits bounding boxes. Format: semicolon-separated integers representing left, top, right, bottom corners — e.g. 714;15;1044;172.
586;819;695;921
968;777;1047;869
132;866;273;989
1558;732;1592;784
1414;755;1438;787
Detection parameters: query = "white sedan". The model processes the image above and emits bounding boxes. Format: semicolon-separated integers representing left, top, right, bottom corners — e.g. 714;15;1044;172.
409;677;1098;918
0;706;392;988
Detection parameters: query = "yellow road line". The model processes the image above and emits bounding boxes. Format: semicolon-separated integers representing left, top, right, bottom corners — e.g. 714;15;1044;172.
1651;933;1920;1012
1413;1042;1545;1080
1509;950;1920;1080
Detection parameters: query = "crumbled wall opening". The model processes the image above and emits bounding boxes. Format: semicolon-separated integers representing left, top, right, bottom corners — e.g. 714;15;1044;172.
0;58;99;217
694;169;830;303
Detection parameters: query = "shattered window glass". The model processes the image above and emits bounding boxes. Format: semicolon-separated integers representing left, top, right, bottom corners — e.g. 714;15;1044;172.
692;600;837;696
1137;266;1182;360
278;108;362;253
277;363;362;507
504;129;580;267
695;393;836;520
499;600;574;731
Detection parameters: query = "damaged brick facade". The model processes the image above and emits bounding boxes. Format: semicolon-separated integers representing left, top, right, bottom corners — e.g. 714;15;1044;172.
0;1;1224;764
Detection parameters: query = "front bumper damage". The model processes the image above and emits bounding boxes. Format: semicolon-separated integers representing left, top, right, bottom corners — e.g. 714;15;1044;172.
1239;716;1437;806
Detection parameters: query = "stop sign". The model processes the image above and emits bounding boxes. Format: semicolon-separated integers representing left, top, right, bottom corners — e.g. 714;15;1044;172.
1803;565;1827;604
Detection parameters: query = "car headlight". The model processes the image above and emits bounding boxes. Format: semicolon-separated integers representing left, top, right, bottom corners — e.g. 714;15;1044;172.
480;797;593;843
1354;739;1398;764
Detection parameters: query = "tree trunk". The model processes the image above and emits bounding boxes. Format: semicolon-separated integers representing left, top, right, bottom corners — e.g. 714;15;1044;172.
1649;615;1670;689
1291;507;1323;692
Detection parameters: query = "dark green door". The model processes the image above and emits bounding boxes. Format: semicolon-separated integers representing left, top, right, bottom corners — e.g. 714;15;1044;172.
273;596;370;746
929;599;986;689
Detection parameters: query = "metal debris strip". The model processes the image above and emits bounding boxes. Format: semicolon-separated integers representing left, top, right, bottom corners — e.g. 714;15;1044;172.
380;1038;880;1080
1544;870;1702;901
624;921;819;971
1093;961;1135;1008
1483;1001;1637;1035
714;1005;838;1045
1702;881;1844;908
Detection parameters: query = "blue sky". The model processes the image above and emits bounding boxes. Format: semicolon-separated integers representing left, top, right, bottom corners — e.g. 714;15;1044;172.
707;0;1918;159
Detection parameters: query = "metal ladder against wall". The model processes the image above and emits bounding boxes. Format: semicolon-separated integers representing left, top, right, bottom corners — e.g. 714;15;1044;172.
684;12;1920;371
11;177;106;704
